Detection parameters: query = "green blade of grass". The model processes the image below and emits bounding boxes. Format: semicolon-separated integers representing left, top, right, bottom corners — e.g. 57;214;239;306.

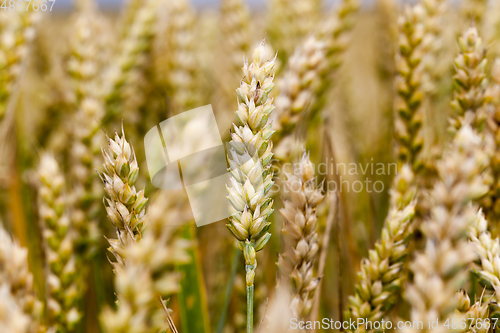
216;245;241;333
176;223;210;333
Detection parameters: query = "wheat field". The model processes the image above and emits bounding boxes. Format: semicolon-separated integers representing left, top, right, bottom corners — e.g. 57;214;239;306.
1;0;500;332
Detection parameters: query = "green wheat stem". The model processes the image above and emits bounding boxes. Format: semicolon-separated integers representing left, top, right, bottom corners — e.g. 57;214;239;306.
247;284;254;333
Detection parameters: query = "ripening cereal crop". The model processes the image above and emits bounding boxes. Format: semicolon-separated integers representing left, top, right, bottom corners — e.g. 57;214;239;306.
1;0;500;332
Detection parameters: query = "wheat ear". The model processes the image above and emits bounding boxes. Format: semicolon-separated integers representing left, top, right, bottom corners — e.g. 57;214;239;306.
104;0;159;118
37;154;81;332
226;40;276;333
480;59;500;227
220;0;251;83
347;165;416;331
277;152;324;320
311;0;358;105
267;0;320;62
419;0;447;89
68;9;107;257
405;124;492;332
450;26;489;132
99;130;189;332
0;10;37;122
468;211;500;294
0;225;43;333
273;35;326;155
163;0;200;114
98;129;146;268
393;4;426;173
272;0;359;154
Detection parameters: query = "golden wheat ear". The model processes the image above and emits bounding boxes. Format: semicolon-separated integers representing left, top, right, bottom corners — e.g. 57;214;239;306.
450;26;489;133
277;152;324;320
99;129;189;333
393;4;426;174
225;40;276;333
37;153;81;331
347;164;416;331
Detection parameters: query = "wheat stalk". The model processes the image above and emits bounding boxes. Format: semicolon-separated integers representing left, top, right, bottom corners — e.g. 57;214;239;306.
37;154;81;332
277;152;324;320
226;40;276;333
450;26;489;132
0;225;43;333
405;124;492;332
347;165;416;331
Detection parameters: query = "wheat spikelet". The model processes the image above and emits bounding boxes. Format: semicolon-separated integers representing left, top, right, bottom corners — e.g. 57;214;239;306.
37;154;80;332
277;152;324;320
393;4;426;173
455;290;490;333
347;165;416;331
450;26;489;132
467;211;500;324
404;124;492;333
0;225;43;333
468;211;500;298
